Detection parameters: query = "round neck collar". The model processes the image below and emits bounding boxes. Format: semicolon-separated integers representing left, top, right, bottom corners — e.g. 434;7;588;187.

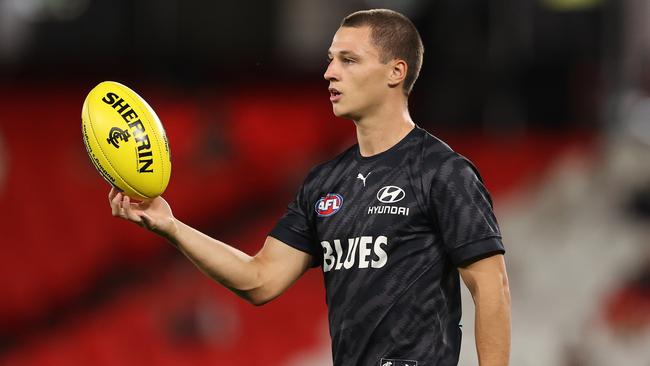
355;125;419;163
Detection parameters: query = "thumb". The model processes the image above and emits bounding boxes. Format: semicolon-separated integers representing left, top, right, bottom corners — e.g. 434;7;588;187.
139;212;156;231
140;212;177;240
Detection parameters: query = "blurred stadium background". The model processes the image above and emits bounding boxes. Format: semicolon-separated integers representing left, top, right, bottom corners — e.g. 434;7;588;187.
0;0;649;365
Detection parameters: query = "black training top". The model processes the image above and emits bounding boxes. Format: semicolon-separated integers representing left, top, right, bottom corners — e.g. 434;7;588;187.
270;126;504;366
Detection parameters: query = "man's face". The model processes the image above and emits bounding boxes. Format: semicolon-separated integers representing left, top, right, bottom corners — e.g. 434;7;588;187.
324;26;392;120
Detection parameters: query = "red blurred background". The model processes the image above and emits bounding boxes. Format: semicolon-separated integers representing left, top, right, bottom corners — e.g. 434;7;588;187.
1;1;649;365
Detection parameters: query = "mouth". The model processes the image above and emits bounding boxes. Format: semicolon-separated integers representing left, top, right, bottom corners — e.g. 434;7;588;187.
329;87;342;103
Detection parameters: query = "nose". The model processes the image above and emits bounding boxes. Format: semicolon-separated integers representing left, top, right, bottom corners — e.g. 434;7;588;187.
324;60;338;82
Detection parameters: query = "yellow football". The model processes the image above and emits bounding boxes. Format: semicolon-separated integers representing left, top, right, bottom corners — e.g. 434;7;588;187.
81;81;171;199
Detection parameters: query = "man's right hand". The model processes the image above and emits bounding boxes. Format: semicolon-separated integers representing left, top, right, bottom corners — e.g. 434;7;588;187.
109;187;178;238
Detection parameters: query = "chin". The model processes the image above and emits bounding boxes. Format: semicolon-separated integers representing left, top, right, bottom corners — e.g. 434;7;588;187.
332;105;358;120
331;105;346;117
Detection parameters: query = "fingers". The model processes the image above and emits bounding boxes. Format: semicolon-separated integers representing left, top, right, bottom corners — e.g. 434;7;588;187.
110;190;123;217
110;191;139;222
108;186;124;202
121;195;143;224
108;187;116;201
109;190;155;231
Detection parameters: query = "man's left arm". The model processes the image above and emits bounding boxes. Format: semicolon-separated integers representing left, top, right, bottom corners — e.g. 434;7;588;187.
459;254;511;366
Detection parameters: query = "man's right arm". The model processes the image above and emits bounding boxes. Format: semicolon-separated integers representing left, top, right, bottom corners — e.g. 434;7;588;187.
109;188;313;306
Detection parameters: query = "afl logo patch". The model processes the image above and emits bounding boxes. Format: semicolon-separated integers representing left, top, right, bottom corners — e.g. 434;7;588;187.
315;194;343;217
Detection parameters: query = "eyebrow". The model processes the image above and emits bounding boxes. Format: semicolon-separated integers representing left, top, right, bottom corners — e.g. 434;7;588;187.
327;50;361;58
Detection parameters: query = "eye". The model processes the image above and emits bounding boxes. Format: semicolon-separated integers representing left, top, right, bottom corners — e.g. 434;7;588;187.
343;58;355;64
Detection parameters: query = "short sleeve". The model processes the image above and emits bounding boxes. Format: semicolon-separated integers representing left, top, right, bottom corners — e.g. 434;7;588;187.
430;155;505;266
269;173;322;267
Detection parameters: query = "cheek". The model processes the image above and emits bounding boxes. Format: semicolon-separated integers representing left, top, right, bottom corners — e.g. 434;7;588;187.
353;74;385;104
350;72;382;98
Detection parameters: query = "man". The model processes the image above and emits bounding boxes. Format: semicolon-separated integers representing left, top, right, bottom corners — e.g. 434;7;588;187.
110;9;511;366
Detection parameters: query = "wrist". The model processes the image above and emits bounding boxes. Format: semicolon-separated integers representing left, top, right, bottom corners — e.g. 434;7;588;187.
160;217;182;245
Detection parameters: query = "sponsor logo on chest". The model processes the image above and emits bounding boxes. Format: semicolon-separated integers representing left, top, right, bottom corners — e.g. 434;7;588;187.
368;185;410;216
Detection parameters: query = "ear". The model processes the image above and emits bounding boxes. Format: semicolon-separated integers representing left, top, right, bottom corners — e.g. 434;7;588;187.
387;59;408;88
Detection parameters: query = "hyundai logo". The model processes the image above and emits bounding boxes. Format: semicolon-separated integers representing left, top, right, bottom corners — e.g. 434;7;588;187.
377;186;405;203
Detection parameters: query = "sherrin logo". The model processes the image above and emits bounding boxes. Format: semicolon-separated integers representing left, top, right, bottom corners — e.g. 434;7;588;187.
102;92;155;173
315;193;343;217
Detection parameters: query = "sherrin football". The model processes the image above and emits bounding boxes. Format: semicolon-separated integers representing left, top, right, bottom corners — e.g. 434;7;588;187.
82;81;171;199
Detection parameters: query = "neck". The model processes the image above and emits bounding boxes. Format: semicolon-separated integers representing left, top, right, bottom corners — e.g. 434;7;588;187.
354;104;415;157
